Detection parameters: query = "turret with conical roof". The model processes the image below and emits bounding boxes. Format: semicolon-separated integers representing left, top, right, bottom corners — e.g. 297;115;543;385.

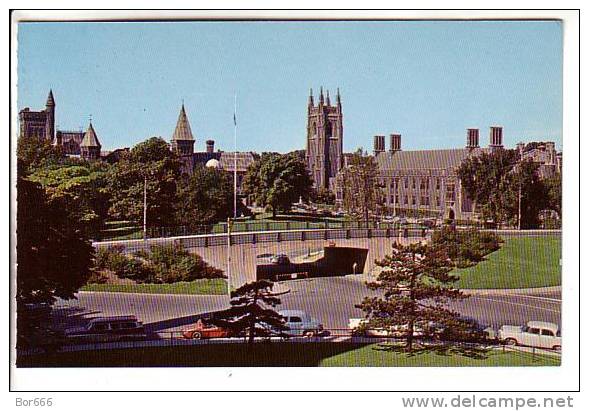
171;103;195;156
80;121;102;160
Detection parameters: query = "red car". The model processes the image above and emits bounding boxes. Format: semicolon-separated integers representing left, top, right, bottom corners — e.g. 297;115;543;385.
182;319;232;340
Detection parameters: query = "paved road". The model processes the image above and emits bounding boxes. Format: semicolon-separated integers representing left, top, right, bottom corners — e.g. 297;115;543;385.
53;276;561;334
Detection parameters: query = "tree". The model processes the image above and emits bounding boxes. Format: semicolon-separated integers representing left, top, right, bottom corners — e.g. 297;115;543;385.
340;149;383;221
457;149;520;226
17;136;64;175
512;160;549;229
17;163;95;306
27;162;111;238
242;152;313;217
176;165;235;228
311;187;335;205
357;242;465;352
211;280;289;344
17;162;95;349
107;137;181;228
544;172;562;217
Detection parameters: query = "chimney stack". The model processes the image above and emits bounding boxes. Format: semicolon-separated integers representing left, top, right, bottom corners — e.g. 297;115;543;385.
206;139;215;154
466;128;479;149
489;126;503;150
373;135;385;156
390;133;401;152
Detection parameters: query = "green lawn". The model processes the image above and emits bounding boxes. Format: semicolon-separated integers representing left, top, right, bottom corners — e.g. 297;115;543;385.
18;342;559;367
81;278;228;295
320;344;560;367
456;235;561;289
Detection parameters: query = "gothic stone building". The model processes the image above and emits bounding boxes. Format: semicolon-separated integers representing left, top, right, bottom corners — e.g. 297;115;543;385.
338;127;561;221
18;90;103;161
306;87;343;191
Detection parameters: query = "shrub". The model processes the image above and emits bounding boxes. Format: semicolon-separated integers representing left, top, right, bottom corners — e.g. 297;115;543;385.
92;243;224;284
432;225;502;267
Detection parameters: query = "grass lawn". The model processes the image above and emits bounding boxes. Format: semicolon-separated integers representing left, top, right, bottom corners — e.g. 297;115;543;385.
456;235;561;289
18;342;559;367
80;278;228;295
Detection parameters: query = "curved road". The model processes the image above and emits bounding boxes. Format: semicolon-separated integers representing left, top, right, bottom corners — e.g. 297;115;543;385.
53;276;561;334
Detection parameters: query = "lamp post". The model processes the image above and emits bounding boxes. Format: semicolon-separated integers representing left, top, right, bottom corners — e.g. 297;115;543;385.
226;217;232;299
143;174;147;241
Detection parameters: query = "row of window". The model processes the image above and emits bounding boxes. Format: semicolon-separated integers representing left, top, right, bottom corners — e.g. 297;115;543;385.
383;177;451;191
388;195;442;207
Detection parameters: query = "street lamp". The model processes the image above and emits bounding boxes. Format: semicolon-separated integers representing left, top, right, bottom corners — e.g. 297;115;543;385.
226;217;232;299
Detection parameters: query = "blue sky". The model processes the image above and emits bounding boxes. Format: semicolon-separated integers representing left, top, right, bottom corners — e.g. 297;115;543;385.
17;20;562;152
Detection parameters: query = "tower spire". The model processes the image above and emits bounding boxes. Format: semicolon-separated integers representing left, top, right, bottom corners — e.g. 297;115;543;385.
308;88;314;106
326;89;331;106
46;89;55;107
319;86;324;105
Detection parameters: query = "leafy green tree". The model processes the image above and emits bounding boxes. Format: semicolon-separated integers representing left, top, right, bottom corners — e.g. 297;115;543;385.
17;136;64;174
107;137;181;228
211;280;289;344
311;187;336;205
243;152;313;217
17;162;95;305
27;163;111;238
340;149;383;221
457;149;520;226
176;165;235;227
357;242;465;352
512;160;550;229
544;172;562;217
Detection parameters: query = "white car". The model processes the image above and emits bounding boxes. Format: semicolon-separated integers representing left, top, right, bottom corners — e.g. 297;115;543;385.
348;318;433;338
497;321;561;351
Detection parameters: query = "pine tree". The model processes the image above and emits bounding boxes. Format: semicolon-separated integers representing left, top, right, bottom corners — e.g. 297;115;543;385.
211;280;289;344
357;242;465;352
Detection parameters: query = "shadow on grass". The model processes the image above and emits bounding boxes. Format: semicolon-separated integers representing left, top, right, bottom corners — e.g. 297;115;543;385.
17;342;372;367
372;341;490;360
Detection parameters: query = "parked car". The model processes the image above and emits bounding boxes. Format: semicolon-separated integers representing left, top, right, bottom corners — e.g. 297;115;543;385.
497;321;561;351
348;318;441;338
182;319;234;340
439;317;496;342
64;315;147;343
279;310;323;337
270;253;291;265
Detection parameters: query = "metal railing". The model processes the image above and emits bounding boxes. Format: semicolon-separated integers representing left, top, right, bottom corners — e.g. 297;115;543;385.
94;225;431;253
96;220;428;242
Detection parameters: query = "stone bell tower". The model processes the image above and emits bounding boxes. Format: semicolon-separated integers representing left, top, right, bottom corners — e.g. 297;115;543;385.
305;87;343;191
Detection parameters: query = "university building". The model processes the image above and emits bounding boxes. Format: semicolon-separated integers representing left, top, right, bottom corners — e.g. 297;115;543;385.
303;90;561;221
305;87;343;192
168;103;256;196
18;90;104;161
18;91;256;190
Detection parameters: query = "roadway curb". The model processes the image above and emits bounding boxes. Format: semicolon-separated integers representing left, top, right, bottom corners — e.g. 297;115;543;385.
464;286;561;296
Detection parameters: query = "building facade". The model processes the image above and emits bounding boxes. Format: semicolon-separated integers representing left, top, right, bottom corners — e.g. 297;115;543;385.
169;104;256;196
18;90;55;142
305;87;343;191
336;125;561;222
18;90;103;160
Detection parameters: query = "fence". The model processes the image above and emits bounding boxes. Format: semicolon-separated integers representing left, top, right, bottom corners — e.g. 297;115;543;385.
94;225;431;253
17;329;563;360
96;219;428;242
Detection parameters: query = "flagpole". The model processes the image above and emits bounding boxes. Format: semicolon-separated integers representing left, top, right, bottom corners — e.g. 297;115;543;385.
233;93;238;219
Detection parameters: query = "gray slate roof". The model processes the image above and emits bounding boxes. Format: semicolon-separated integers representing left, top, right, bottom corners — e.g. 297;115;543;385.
375;147;489;172
171;104;194;141
80;123;101;148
